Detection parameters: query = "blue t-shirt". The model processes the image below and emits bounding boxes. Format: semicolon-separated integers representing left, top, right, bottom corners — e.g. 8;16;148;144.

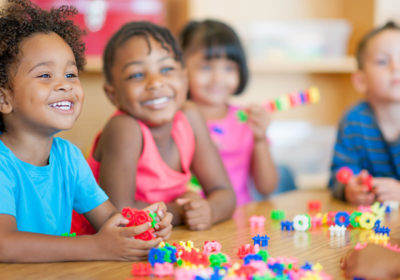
329;101;400;200
0;137;108;235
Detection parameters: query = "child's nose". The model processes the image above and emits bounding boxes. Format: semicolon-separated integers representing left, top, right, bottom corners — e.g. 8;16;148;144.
146;74;164;90
54;79;73;92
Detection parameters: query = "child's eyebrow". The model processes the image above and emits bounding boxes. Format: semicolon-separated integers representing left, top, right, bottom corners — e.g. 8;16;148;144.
28;60;76;73
122;56;174;71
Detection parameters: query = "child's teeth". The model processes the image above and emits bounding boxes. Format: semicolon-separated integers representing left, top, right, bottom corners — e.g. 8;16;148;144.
50;101;72;110
144;97;169;105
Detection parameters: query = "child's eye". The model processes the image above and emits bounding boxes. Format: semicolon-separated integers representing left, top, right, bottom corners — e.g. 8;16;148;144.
200;64;212;71
38;73;51;78
376;58;388;65
65;73;78;78
127;72;144;80
160;67;174;74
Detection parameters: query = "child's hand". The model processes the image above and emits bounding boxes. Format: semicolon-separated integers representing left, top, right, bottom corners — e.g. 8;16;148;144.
95;213;161;261
340;244;400;279
143;202;173;240
372;177;400;202
246;105;271;142
344;170;375;205
176;197;212;231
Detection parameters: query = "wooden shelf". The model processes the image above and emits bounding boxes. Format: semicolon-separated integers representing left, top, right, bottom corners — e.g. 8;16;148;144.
250;56;357;74
84;55;357;74
84;56;103;73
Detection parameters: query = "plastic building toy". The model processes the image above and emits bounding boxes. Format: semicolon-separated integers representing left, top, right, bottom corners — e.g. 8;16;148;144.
121;207;155;241
252;234;270;247
236;87;320;122
334;211;350;227
244;254;263;265
61;232;76;237
329;225;346;237
307;200;321;212
148;248;166;267
249;215;266;228
349;211;362;228
293;214;311;232
336;167;373;192
153;262;174;277
271;210;285;220
280;220;294;231
131;262;152;276
237;244;259;259
359;212;376;230
203;241;222;255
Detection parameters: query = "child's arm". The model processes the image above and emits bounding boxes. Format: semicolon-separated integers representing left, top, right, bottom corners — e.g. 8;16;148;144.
341;244;400;279
0;200;162;263
247;105;278;195
96;115;148;210
182;102;236;230
95;115;195;224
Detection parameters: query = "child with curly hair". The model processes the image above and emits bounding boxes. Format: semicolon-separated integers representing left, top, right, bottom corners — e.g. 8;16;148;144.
0;0;172;263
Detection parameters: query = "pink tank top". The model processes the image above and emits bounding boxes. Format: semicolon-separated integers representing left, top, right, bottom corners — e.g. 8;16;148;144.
87;110;195;203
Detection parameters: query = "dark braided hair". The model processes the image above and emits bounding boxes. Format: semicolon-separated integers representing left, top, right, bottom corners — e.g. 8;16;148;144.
0;0;86;132
356;21;400;69
103;21;183;83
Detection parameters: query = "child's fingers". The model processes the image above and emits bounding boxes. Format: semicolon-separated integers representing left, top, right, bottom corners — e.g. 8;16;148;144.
356;193;375;205
127;237;162;250
155;212;173;230
106;213;130;227
176;198;191;206
154;224;172;239
121;222;152;237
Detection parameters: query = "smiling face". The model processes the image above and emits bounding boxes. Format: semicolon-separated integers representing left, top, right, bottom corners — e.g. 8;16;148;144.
105;35;187;126
358;29;400;103
185;48;240;107
0;32;83;135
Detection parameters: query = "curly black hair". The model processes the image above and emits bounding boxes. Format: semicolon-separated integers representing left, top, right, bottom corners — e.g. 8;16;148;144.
0;0;85;132
356;21;400;69
103;21;183;83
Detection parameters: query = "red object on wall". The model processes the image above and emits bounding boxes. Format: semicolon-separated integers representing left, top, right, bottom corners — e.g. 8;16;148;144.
32;0;165;55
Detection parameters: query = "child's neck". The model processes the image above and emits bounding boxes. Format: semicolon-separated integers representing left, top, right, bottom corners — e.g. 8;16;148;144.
370;101;400;142
0;130;53;166
149;121;174;149
197;103;229;121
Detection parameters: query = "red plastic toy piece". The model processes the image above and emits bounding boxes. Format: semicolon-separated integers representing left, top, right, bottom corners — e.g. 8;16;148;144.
131;262;152;276
307;200;321;212
237;244;257;259
121;207;155;241
336;167;353;184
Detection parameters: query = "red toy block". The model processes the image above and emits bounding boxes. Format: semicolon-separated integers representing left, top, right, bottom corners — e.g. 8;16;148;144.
131;262;152;276
336;167;353;184
307;200;321;212
122;207;155;241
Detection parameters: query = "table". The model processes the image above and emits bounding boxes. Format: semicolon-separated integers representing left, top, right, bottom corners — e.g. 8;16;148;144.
1;189;399;280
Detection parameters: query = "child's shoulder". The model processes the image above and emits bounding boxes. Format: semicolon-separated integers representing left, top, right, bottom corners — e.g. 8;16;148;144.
341;101;373;123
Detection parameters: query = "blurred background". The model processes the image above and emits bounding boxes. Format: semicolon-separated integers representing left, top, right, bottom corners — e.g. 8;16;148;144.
22;0;400;189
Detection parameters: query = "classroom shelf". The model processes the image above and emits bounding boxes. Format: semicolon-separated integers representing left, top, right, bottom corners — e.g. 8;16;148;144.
84;55;357;74
84;56;103;73
250;56;357;74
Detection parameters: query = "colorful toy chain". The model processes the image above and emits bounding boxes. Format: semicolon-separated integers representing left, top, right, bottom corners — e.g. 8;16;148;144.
237;86;320;122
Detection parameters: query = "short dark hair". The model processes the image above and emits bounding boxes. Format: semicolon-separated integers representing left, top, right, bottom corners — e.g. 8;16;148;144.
179;19;248;95
103;21;183;83
0;0;86;132
356;21;400;69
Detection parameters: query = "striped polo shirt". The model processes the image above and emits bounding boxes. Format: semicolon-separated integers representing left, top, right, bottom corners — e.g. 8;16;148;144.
329;101;400;200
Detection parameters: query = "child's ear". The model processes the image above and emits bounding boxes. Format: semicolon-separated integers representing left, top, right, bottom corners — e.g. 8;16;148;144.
0;87;13;114
104;83;119;107
352;70;368;93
